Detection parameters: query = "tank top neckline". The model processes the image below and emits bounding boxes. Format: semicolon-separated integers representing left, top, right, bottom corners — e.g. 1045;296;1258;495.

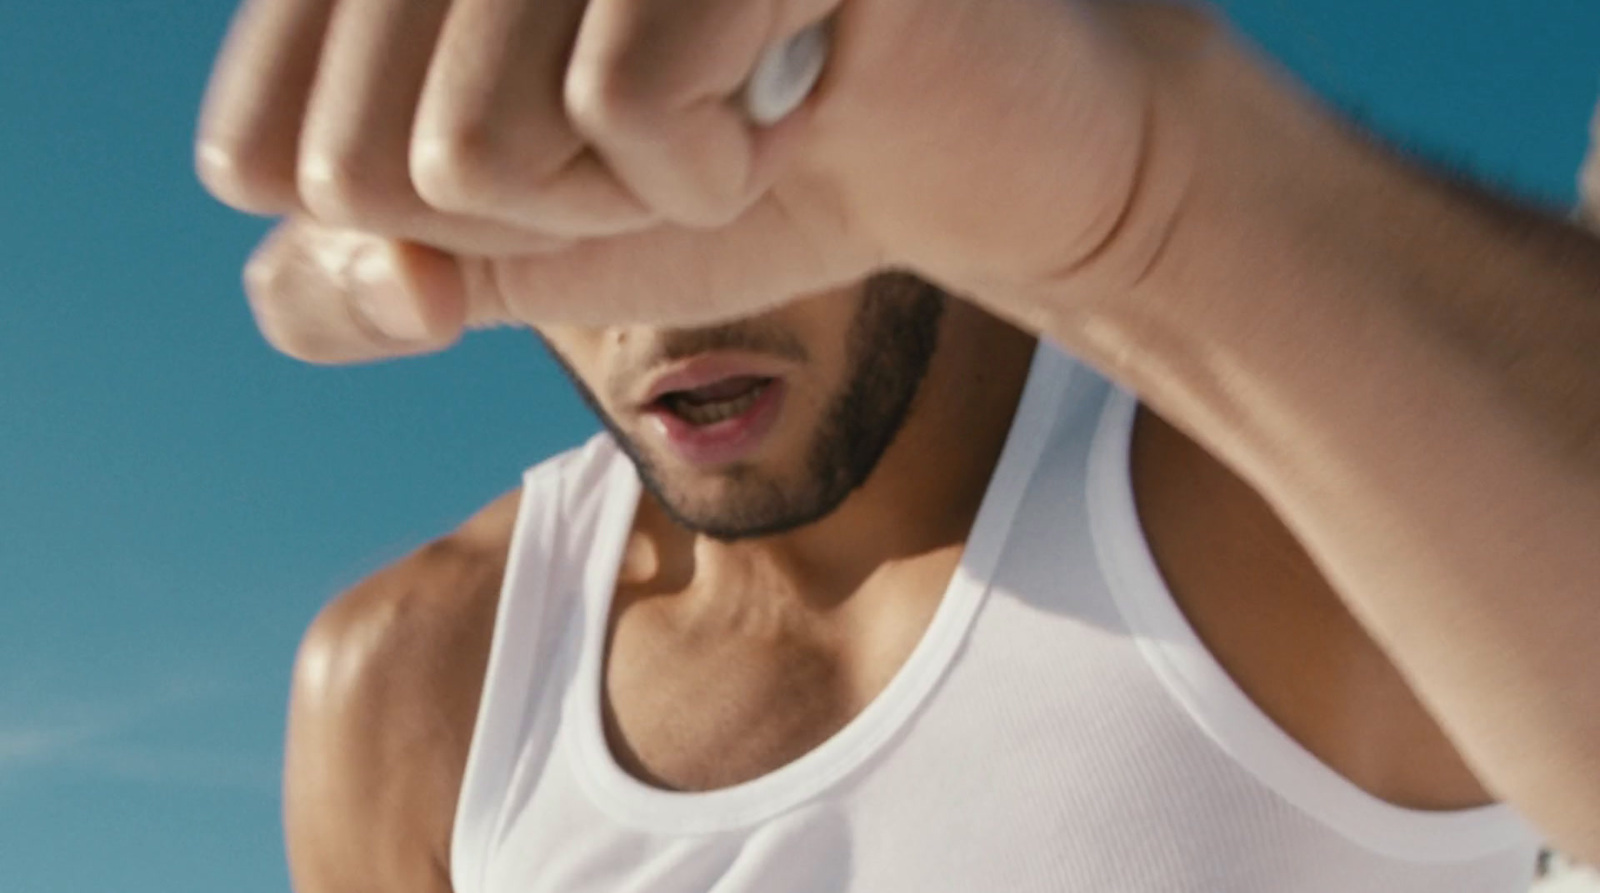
561;342;1070;834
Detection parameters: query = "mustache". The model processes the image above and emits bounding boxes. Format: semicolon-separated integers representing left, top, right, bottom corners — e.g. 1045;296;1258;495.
648;320;810;366
540;272;947;408
536;320;811;418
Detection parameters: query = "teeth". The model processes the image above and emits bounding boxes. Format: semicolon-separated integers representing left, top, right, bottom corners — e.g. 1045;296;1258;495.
668;381;768;425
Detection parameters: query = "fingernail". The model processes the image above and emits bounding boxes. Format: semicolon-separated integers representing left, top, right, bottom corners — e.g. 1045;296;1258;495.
348;244;432;342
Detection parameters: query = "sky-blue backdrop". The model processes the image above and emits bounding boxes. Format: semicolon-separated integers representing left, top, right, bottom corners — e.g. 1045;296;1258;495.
1;1;1596;891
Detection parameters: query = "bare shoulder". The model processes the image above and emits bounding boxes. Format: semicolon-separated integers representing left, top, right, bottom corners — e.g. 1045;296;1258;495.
1581;98;1599;231
283;486;524;893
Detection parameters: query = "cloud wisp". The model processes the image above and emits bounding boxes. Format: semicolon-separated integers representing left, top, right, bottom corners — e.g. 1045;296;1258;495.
0;675;279;796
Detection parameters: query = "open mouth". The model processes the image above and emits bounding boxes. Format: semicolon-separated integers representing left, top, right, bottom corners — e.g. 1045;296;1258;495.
652;375;776;427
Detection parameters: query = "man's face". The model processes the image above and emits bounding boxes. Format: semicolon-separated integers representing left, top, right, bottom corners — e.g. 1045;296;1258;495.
539;273;948;541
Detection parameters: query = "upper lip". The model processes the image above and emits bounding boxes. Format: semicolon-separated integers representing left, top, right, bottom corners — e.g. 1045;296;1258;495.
638;353;791;408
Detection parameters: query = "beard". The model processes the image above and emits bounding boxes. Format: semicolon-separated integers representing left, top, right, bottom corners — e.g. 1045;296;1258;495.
545;272;948;542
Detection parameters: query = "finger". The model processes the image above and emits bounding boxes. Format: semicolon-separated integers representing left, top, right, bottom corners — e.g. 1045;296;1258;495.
475;193;871;328
296;0;569;256
410;0;658;238
196;0;337;214
566;0;836;228
244;219;482;365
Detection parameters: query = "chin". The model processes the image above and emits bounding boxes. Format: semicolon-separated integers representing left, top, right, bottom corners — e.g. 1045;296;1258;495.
649;473;823;542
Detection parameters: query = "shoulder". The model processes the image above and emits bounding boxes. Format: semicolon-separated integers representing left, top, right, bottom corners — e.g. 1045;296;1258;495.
283;486;523;893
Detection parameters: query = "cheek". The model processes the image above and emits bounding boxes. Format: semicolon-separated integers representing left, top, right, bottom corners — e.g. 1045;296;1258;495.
537;324;604;359
783;364;846;426
537;327;616;400
798;333;859;420
765;301;858;393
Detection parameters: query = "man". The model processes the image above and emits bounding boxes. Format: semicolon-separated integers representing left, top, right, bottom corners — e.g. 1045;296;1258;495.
194;0;1600;890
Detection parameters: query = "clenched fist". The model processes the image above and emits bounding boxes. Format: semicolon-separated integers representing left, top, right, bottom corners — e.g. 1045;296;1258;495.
197;0;1213;362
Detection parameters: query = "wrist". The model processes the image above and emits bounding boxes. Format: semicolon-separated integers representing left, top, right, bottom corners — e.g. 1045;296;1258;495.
1006;16;1394;350
954;2;1248;328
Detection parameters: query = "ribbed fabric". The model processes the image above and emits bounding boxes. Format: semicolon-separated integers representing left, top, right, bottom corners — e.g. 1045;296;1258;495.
450;344;1543;893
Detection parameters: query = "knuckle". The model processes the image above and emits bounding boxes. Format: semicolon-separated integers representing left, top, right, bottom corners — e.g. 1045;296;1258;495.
410;124;503;214
413;121;606;234
564;64;666;139
297;150;404;228
241;233;359;365
195;137;297;213
241;252;319;362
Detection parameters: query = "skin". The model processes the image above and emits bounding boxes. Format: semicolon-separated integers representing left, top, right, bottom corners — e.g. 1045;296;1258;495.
555;291;1032;789
284;292;1514;892
1582;102;1600;230
540;273;952;541
193;0;1600;887
282;291;1501;892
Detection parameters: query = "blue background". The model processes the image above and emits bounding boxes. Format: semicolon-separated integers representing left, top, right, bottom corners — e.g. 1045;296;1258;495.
1;1;1595;890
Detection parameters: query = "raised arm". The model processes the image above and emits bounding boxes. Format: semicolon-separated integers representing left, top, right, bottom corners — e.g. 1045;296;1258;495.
197;0;1600;862
1018;43;1600;861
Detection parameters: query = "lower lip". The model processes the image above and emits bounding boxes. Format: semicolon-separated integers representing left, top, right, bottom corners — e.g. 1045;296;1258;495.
643;380;786;467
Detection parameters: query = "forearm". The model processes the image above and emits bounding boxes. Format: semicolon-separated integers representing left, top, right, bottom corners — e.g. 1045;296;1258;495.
1026;37;1600;859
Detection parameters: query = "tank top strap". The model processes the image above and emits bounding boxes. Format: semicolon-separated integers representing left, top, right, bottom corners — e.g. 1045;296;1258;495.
450;435;632;893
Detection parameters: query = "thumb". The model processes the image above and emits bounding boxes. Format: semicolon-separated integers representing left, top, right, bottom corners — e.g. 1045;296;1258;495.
243;219;510;365
476;192;872;329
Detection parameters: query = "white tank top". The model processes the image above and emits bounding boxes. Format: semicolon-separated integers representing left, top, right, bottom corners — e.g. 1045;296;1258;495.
450;344;1543;893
